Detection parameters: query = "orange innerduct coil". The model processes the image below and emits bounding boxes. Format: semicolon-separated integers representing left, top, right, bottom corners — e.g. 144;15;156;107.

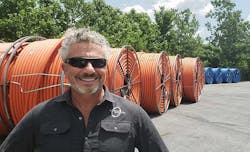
0;38;207;136
0;43;15;135
182;57;205;102
41;52;69;102
106;46;141;104
9;39;63;125
137;52;171;114
0;38;37;135
169;55;183;106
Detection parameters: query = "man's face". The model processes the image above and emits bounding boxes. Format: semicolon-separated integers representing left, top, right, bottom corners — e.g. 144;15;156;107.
62;41;107;94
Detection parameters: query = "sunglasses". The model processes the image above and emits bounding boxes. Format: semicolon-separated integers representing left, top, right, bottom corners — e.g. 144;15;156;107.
64;57;107;68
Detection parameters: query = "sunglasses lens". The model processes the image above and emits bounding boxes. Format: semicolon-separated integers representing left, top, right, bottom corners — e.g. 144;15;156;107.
65;58;87;68
65;57;106;68
91;59;106;68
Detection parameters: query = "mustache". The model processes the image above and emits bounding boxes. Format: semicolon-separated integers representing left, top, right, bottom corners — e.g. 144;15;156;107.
79;73;98;78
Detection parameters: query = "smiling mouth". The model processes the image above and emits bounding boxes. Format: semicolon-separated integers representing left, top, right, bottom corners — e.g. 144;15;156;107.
78;74;99;82
79;77;97;82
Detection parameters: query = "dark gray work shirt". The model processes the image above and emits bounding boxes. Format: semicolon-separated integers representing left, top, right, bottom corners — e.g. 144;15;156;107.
0;87;168;152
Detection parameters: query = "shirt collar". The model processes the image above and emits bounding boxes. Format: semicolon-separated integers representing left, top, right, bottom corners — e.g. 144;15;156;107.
54;86;115;105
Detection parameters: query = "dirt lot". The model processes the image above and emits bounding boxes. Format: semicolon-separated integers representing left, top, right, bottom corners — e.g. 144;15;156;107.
153;81;250;152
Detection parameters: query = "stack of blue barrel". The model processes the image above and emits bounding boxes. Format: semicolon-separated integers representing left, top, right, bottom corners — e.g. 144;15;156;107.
204;67;241;84
230;68;241;83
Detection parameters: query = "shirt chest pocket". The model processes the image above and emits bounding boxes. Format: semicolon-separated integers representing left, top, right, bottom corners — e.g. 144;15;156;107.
39;121;71;152
99;121;134;152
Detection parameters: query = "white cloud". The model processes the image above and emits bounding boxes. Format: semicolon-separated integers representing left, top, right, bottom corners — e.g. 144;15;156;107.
196;27;207;37
146;9;155;20
121;0;214;39
246;14;250;21
123;5;147;13
122;0;213;20
153;0;212;17
123;5;155;20
153;0;185;10
198;3;214;16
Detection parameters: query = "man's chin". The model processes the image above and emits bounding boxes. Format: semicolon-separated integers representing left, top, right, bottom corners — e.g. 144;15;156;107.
73;86;99;95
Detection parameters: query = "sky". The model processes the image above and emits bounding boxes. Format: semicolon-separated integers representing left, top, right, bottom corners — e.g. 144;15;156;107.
86;0;250;41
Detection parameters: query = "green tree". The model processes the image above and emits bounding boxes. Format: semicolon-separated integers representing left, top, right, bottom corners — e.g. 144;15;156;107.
0;0;68;41
198;44;221;67
154;7;203;57
206;0;250;80
59;0;87;27
124;9;160;52
154;7;177;51
0;0;36;41
76;0;143;50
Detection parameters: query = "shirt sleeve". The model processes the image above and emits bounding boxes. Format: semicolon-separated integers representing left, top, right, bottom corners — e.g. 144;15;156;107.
135;106;169;152
0;108;36;152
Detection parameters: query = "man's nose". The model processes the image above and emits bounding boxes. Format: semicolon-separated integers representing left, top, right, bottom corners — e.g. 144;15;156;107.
84;62;95;73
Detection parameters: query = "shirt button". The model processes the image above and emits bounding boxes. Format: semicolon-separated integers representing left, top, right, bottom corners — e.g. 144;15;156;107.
78;116;83;120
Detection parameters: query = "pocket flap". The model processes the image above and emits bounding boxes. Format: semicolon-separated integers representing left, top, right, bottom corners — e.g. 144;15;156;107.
101;121;131;133
40;121;70;135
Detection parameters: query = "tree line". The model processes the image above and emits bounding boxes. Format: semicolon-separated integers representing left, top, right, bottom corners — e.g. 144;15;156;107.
0;0;249;80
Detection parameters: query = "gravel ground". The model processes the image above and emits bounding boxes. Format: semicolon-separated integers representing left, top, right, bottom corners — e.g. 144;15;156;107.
152;81;250;152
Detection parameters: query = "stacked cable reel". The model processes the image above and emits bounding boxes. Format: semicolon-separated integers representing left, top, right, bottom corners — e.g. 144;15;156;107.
137;51;171;114
0;37;207;136
0;36;47;135
204;67;241;84
204;67;214;84
211;68;223;84
220;68;233;83
0;43;15;135
9;39;67;126
106;46;141;104
169;55;183;107
182;57;205;103
0;38;71;136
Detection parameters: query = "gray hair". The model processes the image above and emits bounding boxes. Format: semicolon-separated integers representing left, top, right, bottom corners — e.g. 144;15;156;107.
59;27;110;60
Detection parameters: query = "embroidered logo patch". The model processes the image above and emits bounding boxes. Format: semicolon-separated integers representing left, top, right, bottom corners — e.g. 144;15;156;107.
111;107;125;118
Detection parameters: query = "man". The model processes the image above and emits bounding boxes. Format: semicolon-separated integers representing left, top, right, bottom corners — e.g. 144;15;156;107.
0;28;169;152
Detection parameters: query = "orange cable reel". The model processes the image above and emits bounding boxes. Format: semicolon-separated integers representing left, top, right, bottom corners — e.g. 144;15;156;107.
182;57;204;102
169;55;183;107
9;39;62;124
41;53;69;101
137;51;171;114
0;43;14;135
106;46;141;105
0;42;29;134
37;39;68;103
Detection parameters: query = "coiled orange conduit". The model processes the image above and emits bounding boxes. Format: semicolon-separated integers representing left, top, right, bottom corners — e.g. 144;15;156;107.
106;46;141;104
137;52;171;114
0;39;207;135
36;40;70;103
169;55;183;106
9;39;62;124
182;57;205;102
0;36;44;134
0;43;14;135
40;52;69;102
200;61;205;91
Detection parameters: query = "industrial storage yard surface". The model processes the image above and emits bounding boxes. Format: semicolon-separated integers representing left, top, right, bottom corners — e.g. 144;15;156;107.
153;81;250;152
1;82;250;151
